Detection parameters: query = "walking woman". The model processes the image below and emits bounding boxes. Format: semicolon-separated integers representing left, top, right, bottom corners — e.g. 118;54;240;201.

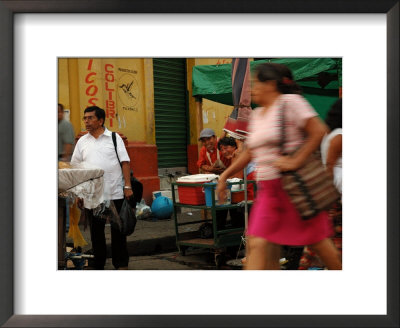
216;63;342;270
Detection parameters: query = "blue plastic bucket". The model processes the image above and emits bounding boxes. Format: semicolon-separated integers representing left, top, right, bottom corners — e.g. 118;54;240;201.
204;183;231;207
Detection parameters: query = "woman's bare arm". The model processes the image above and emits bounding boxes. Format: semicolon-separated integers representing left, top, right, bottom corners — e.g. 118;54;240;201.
216;148;252;202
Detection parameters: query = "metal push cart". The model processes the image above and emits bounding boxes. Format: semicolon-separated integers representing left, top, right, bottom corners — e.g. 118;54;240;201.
171;180;256;268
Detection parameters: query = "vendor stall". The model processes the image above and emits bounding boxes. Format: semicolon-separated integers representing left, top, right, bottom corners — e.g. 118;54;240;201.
171;175;257;268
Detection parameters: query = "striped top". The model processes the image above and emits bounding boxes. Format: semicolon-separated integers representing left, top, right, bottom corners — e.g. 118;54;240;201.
246;94;317;181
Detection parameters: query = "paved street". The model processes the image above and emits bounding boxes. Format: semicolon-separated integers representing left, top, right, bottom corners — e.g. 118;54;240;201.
64;208;247;270
74;247;245;270
102;249;244;270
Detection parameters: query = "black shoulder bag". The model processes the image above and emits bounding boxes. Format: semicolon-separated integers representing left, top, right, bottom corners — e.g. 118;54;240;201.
111;132;143;235
111;132;143;208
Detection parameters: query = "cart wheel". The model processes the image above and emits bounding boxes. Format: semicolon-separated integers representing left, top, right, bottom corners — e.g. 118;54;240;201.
214;253;225;268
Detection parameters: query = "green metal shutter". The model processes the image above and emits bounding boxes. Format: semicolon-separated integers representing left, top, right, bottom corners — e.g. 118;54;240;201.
153;58;188;169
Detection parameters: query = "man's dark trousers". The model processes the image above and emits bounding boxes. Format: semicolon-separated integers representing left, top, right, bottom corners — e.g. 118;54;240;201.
86;199;129;269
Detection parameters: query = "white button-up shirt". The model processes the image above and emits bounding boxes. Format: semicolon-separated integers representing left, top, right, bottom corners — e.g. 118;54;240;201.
71;128;130;200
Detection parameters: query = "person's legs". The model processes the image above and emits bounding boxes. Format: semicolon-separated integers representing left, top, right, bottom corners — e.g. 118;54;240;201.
309;238;342;270
216;209;228;230
111;199;129;269
110;225;128;269
245;236;281;270
87;209;107;269
229;208;244;228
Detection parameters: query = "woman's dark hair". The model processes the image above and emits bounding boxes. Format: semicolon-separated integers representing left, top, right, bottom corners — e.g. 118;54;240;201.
84;106;106;126
254;63;302;95
325;99;342;131
58;103;64;111
217;137;237;150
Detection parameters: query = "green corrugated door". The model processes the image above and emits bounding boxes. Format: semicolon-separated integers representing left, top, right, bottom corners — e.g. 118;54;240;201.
153;58;188;169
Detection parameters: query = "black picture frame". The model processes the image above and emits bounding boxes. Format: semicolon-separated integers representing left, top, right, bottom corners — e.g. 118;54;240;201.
1;1;398;327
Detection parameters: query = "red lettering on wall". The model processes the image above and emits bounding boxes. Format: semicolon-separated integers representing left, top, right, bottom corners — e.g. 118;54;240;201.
85;59;98;108
88;98;98;106
105;64;114;73
106;100;115;109
86;85;98;96
106;108;116;117
105;73;114;82
104;63;115;127
85;72;96;83
105;82;114;92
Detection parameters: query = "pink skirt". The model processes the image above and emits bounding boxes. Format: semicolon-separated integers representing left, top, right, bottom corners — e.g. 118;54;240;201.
247;179;333;246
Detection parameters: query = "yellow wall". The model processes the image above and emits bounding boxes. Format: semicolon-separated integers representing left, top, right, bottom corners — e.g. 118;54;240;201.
58;58;153;143
143;59;156;144
59;57;237;147
202;99;233;138
195;58;232;66
189;58;234;142
58;59;70;110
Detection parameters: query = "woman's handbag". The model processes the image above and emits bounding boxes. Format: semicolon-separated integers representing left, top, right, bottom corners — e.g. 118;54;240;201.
279;103;341;220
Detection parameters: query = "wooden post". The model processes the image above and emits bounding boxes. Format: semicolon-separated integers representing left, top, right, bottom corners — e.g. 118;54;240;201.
195;96;203;150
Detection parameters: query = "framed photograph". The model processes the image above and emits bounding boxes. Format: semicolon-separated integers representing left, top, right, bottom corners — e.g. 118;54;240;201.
1;1;398;327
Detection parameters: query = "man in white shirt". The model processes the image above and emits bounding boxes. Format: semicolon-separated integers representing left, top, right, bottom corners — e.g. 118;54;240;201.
71;106;133;270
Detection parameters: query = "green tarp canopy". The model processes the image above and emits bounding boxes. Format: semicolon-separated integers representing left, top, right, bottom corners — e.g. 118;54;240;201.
192;58;342;119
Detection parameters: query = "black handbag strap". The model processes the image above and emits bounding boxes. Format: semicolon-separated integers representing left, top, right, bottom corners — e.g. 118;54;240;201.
112;132;140;208
112;132;135;179
111;132;122;168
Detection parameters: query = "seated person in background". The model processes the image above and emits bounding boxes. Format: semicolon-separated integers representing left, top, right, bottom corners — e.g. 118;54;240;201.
217;137;256;200
197;128;231;174
217;136;257;229
196;129;231;234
